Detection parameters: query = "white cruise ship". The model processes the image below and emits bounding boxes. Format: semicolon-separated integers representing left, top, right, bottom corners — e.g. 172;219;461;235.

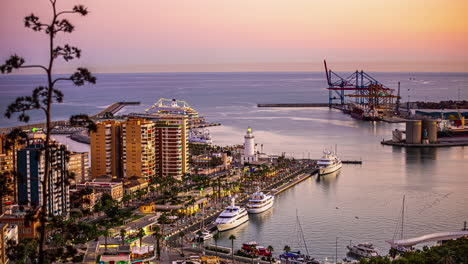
246;188;274;214
317;150;342;175
214;196;249;232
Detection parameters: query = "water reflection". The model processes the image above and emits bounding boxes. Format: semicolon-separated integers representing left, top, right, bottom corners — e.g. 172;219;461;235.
405;147;438;165
316;170;341;187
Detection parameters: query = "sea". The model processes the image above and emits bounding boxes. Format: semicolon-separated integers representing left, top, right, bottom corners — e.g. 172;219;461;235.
1;72;467;261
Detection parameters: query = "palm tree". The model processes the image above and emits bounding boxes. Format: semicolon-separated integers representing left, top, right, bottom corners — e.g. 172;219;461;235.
267;245;274;263
179;231;186;256
438;248;456;264
213;232;220;257
137;228;146;247
102;226;110;252
152;226;163;260
229;234;236;263
284;245;291;253
120;229;126;245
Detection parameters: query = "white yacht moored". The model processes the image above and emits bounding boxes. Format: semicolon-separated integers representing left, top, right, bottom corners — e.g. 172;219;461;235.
215;195;249;232
317;150;342;175
346;243;380;258
246;188;274;214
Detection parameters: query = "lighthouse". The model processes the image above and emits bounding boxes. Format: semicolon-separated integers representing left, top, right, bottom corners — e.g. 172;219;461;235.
242;127;258;163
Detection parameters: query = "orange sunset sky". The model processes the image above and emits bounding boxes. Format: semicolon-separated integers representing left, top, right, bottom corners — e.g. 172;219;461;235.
1;0;468;73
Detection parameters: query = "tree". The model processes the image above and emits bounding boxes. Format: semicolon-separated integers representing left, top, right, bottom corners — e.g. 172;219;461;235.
283;245;291;253
1;1;96;262
213;232;220;257
179;231;186;256
120;229;126;245
137;228;146;247
102;226;110;253
152;226;163;260
267;245;274;264
229;234;236;263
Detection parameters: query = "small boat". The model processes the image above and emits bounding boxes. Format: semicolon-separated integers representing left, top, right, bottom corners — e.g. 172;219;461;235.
194;229;213;241
279;251;320;264
246;187;274;214
241;241;272;257
347;243;380;258
316;150;342;175
279;212;320;264
214;195;249;232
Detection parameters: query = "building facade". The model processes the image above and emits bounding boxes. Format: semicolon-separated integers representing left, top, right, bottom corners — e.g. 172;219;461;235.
121;119;156;179
0;206;41;240
154;116;188;180
77;180;123;201
90;121;122;178
68;151;90;184
17;143;70;217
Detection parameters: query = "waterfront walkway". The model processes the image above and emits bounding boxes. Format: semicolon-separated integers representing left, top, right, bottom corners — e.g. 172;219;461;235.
386;231;468;247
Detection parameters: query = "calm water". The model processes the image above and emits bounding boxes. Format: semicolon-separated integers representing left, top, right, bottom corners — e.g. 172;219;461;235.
1;72;467;261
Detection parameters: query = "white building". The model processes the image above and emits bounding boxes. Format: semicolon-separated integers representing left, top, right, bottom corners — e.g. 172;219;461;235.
241;127;258;164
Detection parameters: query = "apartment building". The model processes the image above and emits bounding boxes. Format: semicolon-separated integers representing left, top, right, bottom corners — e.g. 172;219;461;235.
68;151;90;184
154;116;188;180
121;119;156;179
90;121;122;178
17;143;70;217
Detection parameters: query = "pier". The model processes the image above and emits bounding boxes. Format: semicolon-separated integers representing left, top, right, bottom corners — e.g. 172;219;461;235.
0;101;140;134
92;101;140;118
272;169;318;195
257;103;333;107
387;231;468;247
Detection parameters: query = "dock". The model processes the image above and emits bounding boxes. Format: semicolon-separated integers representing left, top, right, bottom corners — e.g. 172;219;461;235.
0;101;141;134
92;101;140;118
257;103;332;107
272;169;318;195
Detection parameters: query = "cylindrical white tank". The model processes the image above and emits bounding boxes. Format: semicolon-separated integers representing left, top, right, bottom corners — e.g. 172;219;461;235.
244;127;255;156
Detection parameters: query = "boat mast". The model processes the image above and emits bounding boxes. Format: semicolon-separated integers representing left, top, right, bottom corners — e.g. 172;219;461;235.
296;211;310;256
400;195;405;239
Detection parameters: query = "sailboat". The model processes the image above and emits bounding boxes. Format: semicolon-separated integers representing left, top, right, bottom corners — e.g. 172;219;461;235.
279;212;320;264
194;206;214;241
388;195;412;254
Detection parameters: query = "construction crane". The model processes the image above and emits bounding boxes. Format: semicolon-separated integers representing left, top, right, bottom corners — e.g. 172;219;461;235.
324;60;400;112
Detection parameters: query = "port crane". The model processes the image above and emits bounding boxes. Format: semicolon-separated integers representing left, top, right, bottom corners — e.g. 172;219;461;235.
324;60;399;112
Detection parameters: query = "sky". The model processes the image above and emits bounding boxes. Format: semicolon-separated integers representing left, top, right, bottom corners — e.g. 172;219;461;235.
1;0;468;73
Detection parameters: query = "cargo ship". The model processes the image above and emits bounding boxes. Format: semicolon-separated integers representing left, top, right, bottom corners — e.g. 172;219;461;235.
349;103;381;121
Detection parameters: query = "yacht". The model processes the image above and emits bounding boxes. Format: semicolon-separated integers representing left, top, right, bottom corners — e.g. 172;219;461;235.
246;188;274;213
317;150;342;175
194;229;213;241
347;243;380;258
214;196;249;232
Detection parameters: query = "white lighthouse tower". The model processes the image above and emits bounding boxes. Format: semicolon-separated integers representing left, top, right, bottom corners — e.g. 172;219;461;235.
241;127;258;163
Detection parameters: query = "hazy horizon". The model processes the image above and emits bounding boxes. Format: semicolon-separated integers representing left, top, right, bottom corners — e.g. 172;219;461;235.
1;0;468;73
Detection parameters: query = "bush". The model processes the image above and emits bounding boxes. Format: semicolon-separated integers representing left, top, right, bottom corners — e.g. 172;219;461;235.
205;246;229;254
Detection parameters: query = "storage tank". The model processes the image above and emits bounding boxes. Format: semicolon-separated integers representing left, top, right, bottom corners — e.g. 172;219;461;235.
422;119;438;143
392;129;403;142
406;120;422;144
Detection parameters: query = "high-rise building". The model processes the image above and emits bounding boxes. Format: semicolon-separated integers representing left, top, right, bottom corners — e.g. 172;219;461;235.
90;121;122;178
121;119;156;179
68;151;90;184
17;143;70;217
154;116;188;180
